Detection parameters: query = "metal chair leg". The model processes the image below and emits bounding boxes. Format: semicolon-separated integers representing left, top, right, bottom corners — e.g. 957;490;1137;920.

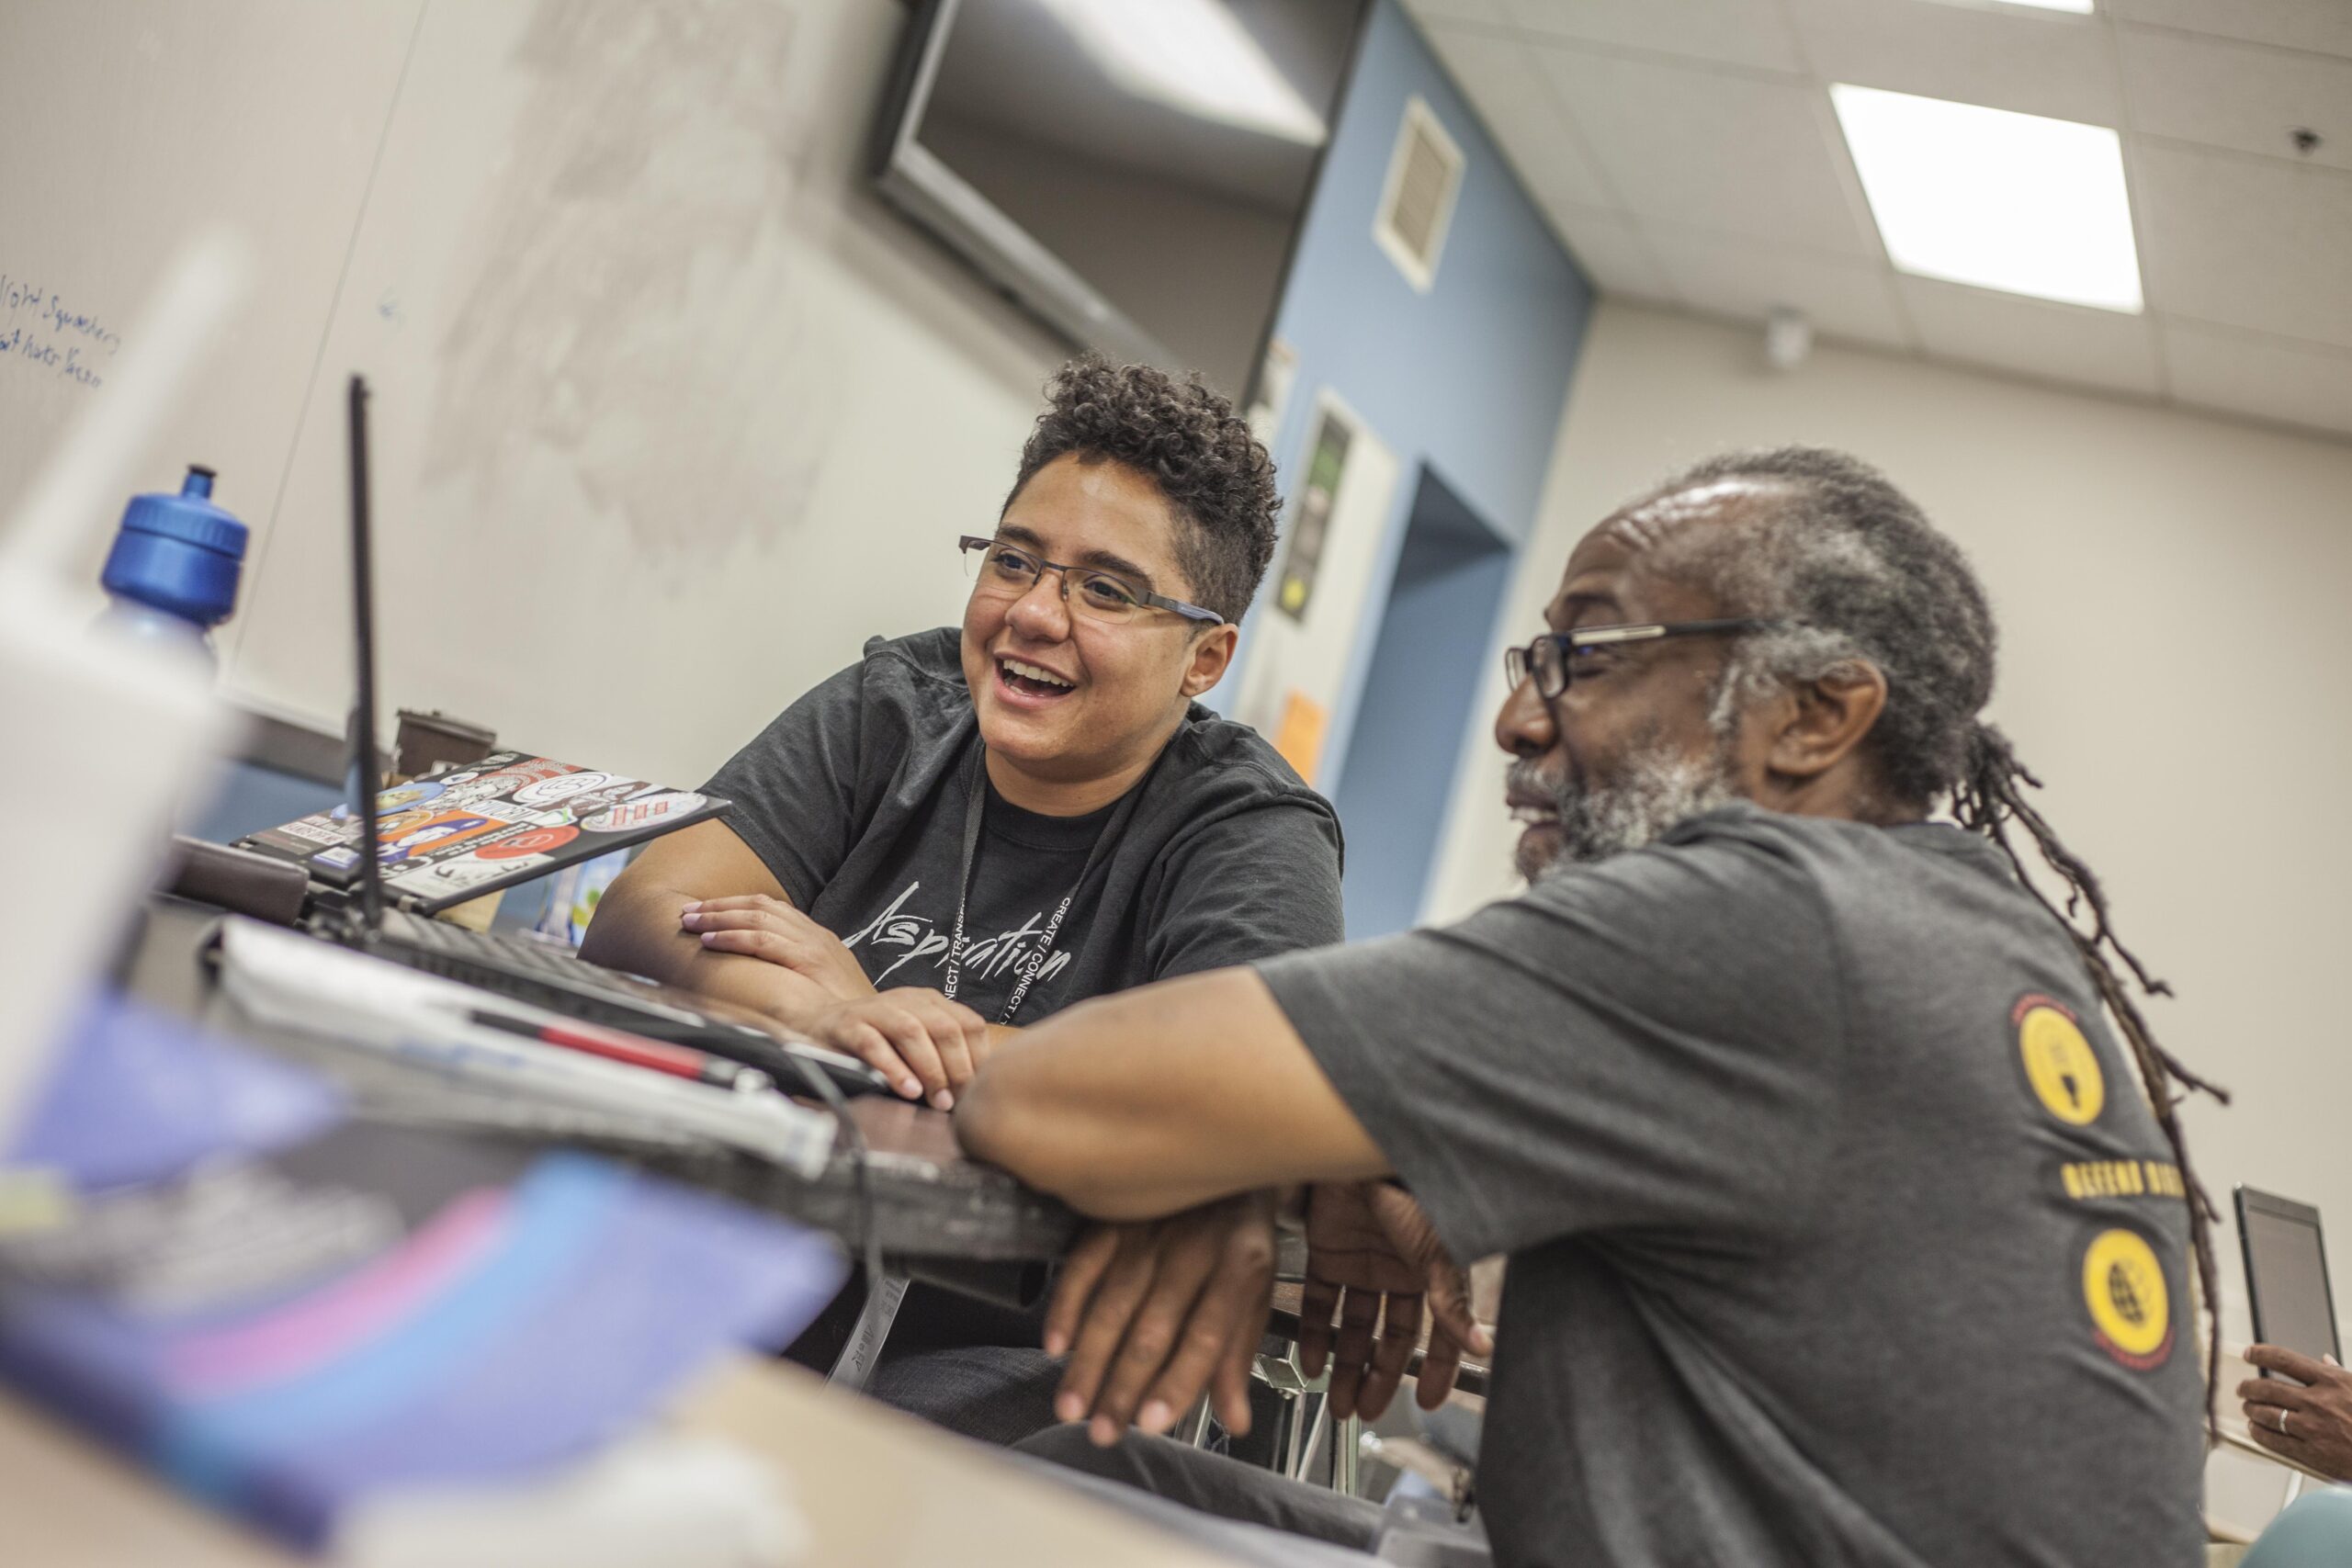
1286;1392;1329;1482
1332;1414;1361;1496
825;1270;908;1392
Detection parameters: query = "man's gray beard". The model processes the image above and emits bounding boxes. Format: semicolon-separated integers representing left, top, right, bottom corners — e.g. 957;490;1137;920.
1510;748;1738;882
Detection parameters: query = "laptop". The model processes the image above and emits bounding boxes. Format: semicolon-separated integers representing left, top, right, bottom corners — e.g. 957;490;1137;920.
239;750;729;916
2235;1186;2342;1373
235;375;887;1098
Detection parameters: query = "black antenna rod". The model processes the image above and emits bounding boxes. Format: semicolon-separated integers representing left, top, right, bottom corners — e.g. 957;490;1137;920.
347;375;384;940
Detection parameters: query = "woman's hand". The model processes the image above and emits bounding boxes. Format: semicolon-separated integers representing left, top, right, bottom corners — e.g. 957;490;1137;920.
808;989;991;1108
680;895;877;1001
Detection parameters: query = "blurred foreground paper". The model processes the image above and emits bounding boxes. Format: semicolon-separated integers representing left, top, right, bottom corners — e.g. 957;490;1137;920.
0;996;844;1555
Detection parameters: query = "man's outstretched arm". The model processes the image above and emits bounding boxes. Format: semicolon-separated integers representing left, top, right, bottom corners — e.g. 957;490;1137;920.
956;966;1390;1218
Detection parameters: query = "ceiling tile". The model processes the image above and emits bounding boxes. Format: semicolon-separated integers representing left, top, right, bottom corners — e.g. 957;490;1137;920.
2131;142;2352;349
1897;276;2163;395
1536;49;1879;254
2162;321;2352;439
1492;0;1806;74
1425;24;1617;211
2103;0;2352;61
1785;0;2121;126
1647;225;1913;346
1401;0;1514;26
2119;27;2352;175
1548;204;1677;298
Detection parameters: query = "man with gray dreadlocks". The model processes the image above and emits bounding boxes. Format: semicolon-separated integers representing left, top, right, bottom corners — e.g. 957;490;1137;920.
956;447;2213;1568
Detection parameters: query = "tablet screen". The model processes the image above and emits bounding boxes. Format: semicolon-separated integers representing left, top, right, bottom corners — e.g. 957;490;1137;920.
2245;1201;2342;1364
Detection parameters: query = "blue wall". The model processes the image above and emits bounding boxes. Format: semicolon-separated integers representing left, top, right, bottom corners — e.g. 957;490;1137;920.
1331;466;1513;936
1228;0;1593;928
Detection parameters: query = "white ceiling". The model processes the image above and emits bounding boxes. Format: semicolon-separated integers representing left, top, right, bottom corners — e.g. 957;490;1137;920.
1402;0;2352;443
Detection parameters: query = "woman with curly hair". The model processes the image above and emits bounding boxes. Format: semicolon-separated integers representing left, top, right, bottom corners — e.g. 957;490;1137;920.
581;355;1343;1440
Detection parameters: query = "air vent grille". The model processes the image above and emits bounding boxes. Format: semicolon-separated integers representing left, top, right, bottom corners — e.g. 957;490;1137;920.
1374;96;1464;293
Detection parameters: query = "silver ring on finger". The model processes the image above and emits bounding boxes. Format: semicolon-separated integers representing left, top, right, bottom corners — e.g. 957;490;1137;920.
2277;1406;2291;1435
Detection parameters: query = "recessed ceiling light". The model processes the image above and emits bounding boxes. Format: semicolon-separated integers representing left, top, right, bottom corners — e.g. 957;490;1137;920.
1923;0;2093;12
1831;84;2143;312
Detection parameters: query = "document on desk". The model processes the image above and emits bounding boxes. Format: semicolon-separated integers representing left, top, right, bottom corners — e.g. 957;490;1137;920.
0;992;846;1556
216;918;835;1179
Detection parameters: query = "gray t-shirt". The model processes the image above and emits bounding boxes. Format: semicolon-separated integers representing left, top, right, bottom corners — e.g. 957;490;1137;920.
1258;804;2202;1568
706;628;1345;1024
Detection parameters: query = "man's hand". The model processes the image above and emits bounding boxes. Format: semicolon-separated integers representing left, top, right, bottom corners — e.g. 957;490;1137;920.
680;896;876;1001
808;989;991;1108
1299;1182;1491;1421
1043;1192;1278;1447
2240;1346;2352;1481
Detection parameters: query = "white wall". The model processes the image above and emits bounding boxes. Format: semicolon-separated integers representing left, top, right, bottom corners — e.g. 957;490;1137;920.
1426;301;2352;1344
0;0;1066;790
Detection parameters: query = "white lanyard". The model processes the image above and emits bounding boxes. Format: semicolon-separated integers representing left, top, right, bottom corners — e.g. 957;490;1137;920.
942;746;1140;1026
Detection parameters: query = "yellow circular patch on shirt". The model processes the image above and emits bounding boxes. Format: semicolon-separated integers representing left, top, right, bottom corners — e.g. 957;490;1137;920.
2083;1228;2171;1368
2018;1002;2104;1125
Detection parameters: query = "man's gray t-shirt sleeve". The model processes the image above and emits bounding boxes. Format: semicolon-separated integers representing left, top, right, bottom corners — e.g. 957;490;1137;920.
1255;823;1850;1263
702;659;871;909
1146;798;1344;979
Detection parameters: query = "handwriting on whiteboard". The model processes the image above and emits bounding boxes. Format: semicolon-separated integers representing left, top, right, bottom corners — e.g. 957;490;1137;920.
0;273;119;390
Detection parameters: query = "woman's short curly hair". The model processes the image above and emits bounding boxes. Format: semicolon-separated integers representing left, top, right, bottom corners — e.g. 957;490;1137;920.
1003;355;1280;626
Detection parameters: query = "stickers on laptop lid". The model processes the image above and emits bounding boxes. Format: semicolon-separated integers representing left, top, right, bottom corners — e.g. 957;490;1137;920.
512;772;614;807
476;826;581;859
582;791;707;833
390;854;537;896
381;812;508;862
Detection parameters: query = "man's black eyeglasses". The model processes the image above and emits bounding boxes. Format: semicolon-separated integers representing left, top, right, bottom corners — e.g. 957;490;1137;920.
1504;619;1778;700
959;535;1224;627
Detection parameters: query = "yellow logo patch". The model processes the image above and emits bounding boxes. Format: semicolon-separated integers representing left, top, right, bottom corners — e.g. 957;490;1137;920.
2016;996;2104;1125
2082;1228;2172;1370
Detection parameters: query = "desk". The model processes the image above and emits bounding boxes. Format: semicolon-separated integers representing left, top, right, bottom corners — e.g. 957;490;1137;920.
1;1355;1235;1568
119;897;1080;1266
0;900;1237;1562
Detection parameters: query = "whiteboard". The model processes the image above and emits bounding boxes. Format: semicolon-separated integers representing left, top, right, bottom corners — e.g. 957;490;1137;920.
0;0;1061;788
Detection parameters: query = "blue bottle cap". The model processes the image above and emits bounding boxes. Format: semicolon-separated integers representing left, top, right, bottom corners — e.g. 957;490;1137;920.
100;465;250;627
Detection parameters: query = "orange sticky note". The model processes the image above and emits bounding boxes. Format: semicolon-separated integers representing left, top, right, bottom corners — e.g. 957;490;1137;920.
1273;691;1329;785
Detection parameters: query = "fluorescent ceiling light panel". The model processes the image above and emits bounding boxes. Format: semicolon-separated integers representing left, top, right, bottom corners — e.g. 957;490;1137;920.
1832;84;2143;312
1037;0;1326;145
1996;0;2095;12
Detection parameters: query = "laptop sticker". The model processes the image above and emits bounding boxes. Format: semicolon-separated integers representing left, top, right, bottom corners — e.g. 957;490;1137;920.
477;826;580;859
513;772;614;807
582;792;707;833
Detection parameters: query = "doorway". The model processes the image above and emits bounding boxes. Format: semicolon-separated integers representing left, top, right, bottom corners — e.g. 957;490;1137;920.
1330;466;1511;939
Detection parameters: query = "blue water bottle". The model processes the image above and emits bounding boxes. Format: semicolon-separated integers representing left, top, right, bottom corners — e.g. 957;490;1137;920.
95;465;249;671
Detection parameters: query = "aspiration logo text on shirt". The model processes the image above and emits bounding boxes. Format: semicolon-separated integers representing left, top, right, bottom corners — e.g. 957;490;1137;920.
842;883;1078;990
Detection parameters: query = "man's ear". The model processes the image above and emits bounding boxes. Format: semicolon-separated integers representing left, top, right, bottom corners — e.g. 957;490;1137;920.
1767;660;1888;784
1180;623;1239;700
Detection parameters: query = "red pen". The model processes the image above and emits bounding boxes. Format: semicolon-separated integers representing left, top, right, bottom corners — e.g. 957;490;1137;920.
466;1009;773;1095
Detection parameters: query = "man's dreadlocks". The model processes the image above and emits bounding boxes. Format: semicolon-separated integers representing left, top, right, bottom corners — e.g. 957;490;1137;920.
1648;446;2230;1432
1951;727;2229;1433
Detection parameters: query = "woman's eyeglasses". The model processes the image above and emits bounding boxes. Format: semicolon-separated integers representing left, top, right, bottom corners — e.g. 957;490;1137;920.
959;536;1224;627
